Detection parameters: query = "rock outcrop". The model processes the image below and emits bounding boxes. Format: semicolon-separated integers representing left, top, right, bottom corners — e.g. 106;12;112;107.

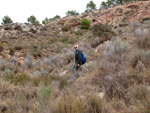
54;1;150;27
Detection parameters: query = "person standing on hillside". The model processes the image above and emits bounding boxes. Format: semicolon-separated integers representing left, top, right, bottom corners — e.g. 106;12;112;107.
72;44;82;79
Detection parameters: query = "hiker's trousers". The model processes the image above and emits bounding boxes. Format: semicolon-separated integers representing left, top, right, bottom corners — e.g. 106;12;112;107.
72;63;80;79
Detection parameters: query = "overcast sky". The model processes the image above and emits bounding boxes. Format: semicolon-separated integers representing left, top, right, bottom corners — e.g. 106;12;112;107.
0;0;105;24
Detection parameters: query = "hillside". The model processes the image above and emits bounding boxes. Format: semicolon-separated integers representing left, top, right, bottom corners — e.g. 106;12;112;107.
0;1;150;113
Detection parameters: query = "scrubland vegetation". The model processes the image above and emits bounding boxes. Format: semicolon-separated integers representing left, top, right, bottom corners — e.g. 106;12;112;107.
0;18;150;113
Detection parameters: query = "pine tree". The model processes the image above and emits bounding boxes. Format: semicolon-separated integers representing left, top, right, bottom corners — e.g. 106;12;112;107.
1;15;13;24
86;0;96;12
66;10;79;16
27;15;39;24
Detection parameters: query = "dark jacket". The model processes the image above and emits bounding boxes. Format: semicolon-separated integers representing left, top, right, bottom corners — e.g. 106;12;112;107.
75;49;82;65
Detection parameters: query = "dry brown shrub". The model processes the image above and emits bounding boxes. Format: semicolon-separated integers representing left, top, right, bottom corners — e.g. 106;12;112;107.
85;94;103;113
127;85;150;113
94;65;129;100
53;91;85;113
135;28;150;49
52;90;103;113
130;85;148;100
0;79;38;112
91;23;115;43
129;50;150;69
102;99;128;113
101;74;129;100
126;68;144;85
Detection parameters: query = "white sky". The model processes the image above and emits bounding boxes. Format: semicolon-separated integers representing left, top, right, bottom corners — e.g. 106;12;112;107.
0;0;104;24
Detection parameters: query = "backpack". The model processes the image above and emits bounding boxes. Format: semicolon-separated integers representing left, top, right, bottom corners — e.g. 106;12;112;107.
77;50;86;65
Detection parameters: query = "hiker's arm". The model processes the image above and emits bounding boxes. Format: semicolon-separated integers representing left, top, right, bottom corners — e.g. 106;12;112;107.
77;51;82;66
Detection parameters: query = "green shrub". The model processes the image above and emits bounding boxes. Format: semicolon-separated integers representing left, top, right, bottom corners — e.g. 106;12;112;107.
2;69;30;85
62;25;71;32
14;74;30;85
80;19;91;30
142;17;150;22
32;46;38;53
9;47;15;55
48;38;57;44
60;37;69;43
92;23;114;36
75;30;82;36
39;85;52;100
39;84;52;110
60;37;77;44
32;76;52;86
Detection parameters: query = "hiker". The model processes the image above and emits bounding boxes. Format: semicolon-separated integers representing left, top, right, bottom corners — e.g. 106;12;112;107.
72;44;86;79
73;44;82;78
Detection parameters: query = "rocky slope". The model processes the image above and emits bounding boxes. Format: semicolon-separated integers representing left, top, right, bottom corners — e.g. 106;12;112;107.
0;1;150;61
54;1;150;27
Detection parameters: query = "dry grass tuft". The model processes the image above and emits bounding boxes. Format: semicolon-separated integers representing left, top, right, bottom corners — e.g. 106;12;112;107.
135;28;150;49
52;91;102;113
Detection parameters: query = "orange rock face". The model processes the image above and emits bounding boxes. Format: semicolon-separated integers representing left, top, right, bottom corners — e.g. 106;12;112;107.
55;1;150;27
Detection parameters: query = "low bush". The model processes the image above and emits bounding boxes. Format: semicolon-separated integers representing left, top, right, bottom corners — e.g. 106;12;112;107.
128;85;150;113
60;37;77;44
0;59;7;67
131;85;148;100
2;69;30;85
100;74;129;100
104;37;129;63
92;37;100;48
130;22;141;32
91;23;115;43
86;94;103;113
23;54;33;69
9;47;15;55
75;30;82;36
53;92;102;113
38;84;52;110
59;78;67;89
53;92;85;113
32;76;52;86
135;28;150;49
62;25;71;32
130;50;150;69
80;19;91;30
142;17;150;22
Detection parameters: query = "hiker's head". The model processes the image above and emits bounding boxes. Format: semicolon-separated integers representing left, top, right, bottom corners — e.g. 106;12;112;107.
74;44;78;51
